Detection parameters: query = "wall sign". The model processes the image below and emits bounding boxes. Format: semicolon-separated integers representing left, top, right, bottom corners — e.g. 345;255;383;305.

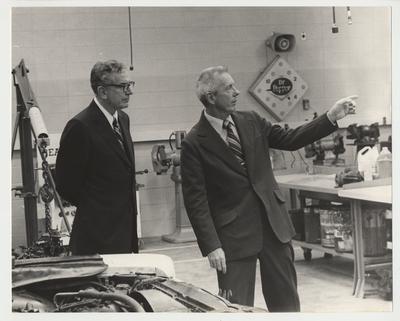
249;55;308;121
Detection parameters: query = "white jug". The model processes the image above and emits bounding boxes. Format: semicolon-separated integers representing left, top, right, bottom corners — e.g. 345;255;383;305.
376;147;392;179
357;146;379;181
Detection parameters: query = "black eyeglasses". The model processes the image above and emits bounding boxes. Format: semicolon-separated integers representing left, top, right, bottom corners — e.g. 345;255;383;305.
101;81;135;93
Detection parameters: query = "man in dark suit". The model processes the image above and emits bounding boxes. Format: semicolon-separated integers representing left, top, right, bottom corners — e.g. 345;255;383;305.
181;66;357;312
56;60;138;255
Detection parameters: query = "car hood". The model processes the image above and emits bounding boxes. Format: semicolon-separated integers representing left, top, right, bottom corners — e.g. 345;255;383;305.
12;254;267;313
12;255;107;288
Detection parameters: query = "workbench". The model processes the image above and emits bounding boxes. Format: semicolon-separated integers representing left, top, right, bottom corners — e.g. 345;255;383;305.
276;173;349;260
338;185;392;298
275;173;392;298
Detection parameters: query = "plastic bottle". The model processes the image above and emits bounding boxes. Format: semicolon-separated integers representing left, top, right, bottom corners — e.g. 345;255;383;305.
357;146;379;181
376;147;392;179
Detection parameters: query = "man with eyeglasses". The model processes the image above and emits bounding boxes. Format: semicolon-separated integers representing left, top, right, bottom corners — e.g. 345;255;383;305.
56;60;138;255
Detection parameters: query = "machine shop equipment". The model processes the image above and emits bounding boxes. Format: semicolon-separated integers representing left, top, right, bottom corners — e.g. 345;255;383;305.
344;122;381;182
335;168;364;188
346;122;380;152
304;133;345;166
12;59;71;248
151;131;196;243
12;254;266;313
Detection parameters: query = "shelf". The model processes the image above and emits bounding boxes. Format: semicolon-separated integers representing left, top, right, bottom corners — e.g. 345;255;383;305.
364;253;392;265
293;240;392;265
292;240;354;260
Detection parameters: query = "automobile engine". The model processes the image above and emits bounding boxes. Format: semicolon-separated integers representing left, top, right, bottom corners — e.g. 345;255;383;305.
12;254;265;313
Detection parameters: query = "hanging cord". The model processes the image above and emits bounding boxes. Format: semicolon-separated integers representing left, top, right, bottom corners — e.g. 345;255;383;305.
332;7;336;24
290;151;296;168
31;126;71;235
128;7;134;71
332;7;339;33
289;150;310;173
39;146;53;233
297;150;310;173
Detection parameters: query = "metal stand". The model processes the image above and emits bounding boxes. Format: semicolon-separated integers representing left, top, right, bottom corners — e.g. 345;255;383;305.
12;61;39;247
12;59;71;247
162;166;196;243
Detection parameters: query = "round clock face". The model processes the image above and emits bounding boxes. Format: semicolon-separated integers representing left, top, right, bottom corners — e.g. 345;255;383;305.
249;55;308;121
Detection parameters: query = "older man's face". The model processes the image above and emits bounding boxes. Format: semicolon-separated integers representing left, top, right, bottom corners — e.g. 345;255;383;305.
212;72;240;117
103;71;133;110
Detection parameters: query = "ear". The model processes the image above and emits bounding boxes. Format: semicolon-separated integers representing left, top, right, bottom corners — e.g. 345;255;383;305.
97;86;108;100
205;91;216;105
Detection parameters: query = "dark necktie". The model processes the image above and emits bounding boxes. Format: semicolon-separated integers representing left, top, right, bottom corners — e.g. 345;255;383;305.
223;119;246;168
113;117;126;151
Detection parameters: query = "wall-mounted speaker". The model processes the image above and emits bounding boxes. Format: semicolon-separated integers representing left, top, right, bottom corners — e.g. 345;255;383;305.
265;32;296;52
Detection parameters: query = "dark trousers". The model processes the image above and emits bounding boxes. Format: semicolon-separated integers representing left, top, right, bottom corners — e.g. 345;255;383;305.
217;215;300;312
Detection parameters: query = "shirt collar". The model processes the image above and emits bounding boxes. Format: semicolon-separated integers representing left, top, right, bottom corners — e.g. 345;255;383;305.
204;110;233;130
94;97;118;127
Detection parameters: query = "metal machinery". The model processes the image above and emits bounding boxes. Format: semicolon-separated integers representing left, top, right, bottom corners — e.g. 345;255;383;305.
334;168;364;187
304;133;345;166
334;123;381;187
12;253;266;313
12;60;71;248
346;122;380;152
151;131;196;243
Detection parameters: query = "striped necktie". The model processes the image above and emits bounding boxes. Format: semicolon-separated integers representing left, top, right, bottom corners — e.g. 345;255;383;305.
112;117;126;151
223;119;246;168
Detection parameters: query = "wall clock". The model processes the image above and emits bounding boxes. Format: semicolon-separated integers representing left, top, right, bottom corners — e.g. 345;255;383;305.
249;55;308;121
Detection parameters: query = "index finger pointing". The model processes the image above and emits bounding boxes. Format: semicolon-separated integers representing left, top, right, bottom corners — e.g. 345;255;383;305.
347;95;358;100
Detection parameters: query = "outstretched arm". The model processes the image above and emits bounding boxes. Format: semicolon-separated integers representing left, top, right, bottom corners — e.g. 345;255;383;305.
260;95;358;150
327;95;358;123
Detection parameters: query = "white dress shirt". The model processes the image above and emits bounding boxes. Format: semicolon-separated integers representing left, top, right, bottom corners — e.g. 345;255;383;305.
204;111;238;146
94;97;119;128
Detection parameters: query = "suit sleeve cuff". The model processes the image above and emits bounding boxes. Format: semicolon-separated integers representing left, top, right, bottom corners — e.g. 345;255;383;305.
326;111;337;126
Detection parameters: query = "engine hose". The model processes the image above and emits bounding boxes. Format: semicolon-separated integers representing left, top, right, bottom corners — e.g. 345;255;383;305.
54;289;145;312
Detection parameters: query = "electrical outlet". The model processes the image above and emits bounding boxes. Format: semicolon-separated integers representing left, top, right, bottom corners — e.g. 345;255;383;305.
302;99;310;110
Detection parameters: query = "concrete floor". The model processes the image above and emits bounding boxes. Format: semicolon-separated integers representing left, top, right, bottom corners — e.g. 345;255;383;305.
140;237;392;313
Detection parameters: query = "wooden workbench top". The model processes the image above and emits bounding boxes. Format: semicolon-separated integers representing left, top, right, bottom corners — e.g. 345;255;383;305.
275;172;392;204
275;173;340;194
338;185;392;204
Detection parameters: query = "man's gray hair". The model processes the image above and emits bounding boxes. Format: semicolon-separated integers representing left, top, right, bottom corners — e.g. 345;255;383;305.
90;60;126;94
195;66;228;106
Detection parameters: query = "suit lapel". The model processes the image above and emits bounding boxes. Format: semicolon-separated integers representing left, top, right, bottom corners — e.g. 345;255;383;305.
88;102;131;167
119;113;134;164
196;112;246;176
